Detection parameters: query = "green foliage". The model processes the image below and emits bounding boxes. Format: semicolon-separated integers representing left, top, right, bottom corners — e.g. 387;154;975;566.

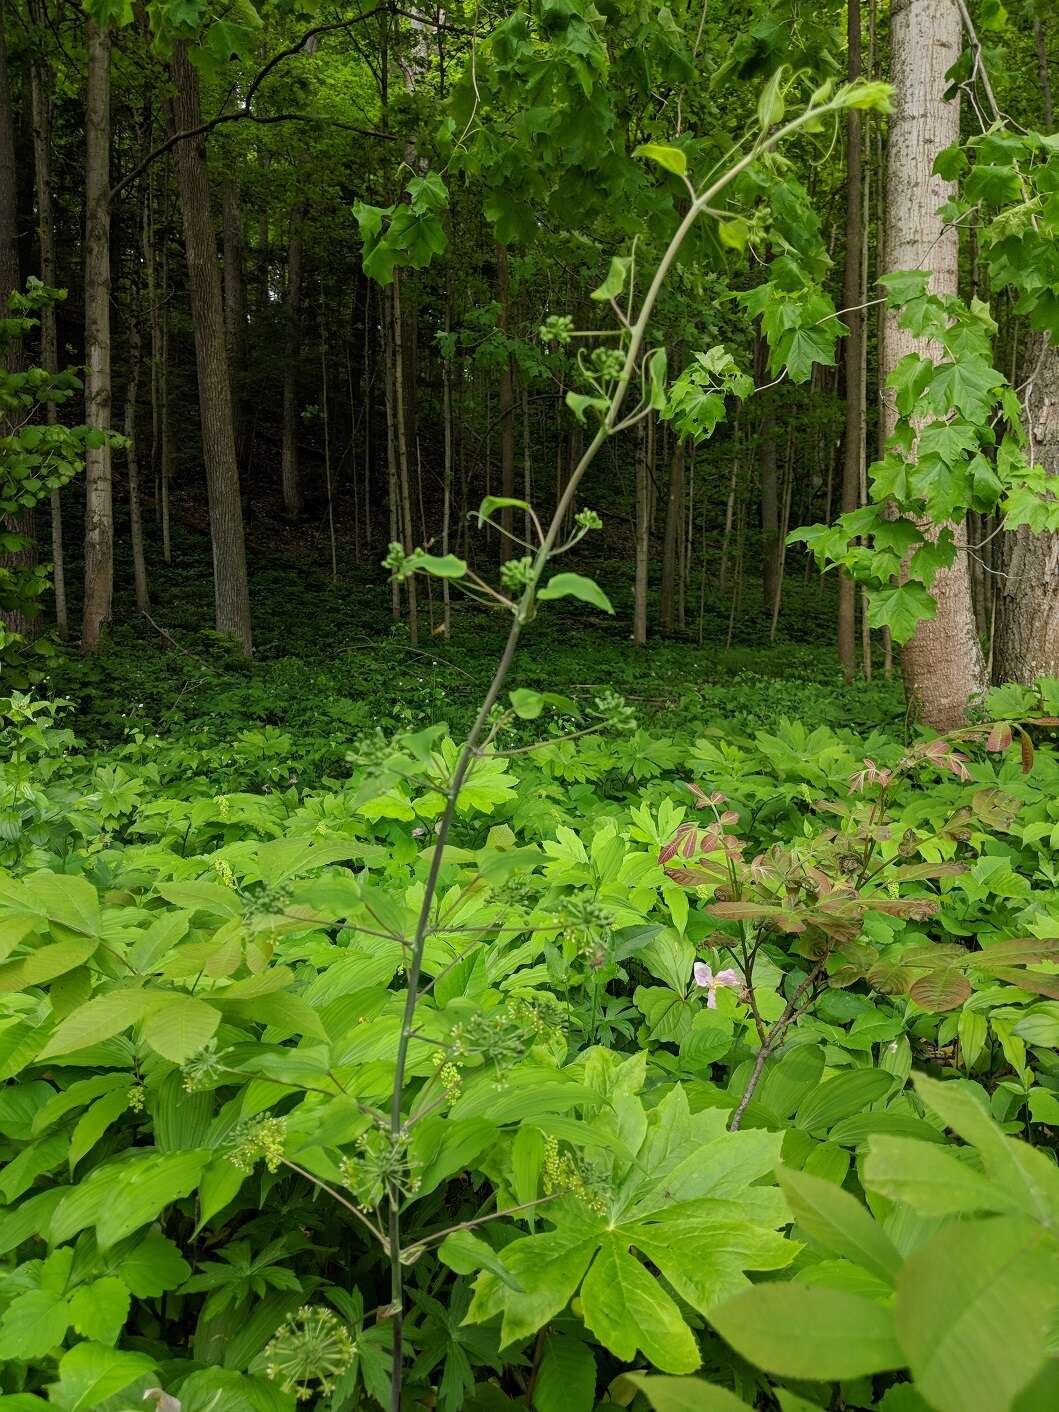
0;284;105;681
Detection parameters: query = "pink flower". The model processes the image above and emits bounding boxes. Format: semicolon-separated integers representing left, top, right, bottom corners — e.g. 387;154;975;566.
692;962;742;1008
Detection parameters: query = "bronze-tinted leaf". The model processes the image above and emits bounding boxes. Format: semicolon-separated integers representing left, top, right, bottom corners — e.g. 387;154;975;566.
908;968;972;1012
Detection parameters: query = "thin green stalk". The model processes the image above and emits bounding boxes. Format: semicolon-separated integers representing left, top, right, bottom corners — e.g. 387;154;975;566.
383;84;872;1412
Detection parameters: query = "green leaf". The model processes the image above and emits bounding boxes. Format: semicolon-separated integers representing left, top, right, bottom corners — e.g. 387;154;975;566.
646;347;668;409
438;1230;524;1291
142;995;221;1062
633;143;687;176
0;1289;69;1359
866;582;938;643
49;1342;156;1412
618;1375;753;1412
537;573;613;614
757;67;787;128
863;1136;1013;1216
896;1217;1059;1412
777;1167;901;1283
590;255;631;303
565;391;609;424
477;496;530;527
38;988;161;1059
67;1277;129;1345
711;1285;904;1379
118;1229;191;1297
717;219;750;252
94;1151;208;1249
580;1235;700;1373
510;689;544;720
0;937;98;992
404;550;468;580
533;1334;596;1412
793;1069;894;1134
69;1086;130;1170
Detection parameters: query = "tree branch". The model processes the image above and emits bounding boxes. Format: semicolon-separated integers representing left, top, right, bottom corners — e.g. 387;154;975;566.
109;6;395;202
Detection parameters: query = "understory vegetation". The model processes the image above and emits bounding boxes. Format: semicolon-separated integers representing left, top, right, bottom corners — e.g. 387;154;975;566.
3;544;1059;1412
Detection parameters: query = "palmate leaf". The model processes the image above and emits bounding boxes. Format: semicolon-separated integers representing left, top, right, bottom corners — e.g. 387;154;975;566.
865;582;937;643
465;1086;793;1371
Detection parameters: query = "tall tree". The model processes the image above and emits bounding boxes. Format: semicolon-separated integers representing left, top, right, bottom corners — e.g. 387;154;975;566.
882;0;985;727
281;186;307;518
993;42;1058;685
168;39;252;653
496;242;516;562
82;17;113;651
993;335;1059;682
837;0;864;680
28;0;66;637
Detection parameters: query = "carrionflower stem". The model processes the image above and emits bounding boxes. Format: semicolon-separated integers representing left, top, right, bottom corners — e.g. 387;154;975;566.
729;955;829;1132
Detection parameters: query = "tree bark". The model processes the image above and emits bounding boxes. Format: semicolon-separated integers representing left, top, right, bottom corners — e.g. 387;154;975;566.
222;174;250;471
838;0;864;680
633;418;649;645
993;335;1059;683
27;0;66;636
82;18;113;652
281;190;307;518
391;271;418;644
168;39;252;653
883;0;984;728
754;328;780;609
124;307;150;614
660;435;686;633
496;242;516;561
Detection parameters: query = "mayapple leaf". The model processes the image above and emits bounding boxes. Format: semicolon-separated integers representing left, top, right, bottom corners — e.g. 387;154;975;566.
537;573;614;614
633;143;687;176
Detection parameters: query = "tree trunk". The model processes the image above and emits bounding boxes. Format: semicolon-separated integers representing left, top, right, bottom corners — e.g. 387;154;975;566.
660;435;686;633
82;18;113;652
993;336;1059;683
281;192;306;518
124;308;150;614
838;0;864;680
754;329;780;608
169;40;252;653
633;418;649;645
27;0;66;635
496;242;516;561
223;174;250;471
391;272;418;644
883;0;984;728
0;6;16;325
441;304;453;639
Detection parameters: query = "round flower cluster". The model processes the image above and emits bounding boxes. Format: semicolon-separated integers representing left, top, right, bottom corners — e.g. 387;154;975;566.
228;1115;287;1174
340;1125;420;1209
264;1305;356;1402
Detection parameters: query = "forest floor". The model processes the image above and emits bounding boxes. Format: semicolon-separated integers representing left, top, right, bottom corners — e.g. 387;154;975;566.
47;510;906;778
